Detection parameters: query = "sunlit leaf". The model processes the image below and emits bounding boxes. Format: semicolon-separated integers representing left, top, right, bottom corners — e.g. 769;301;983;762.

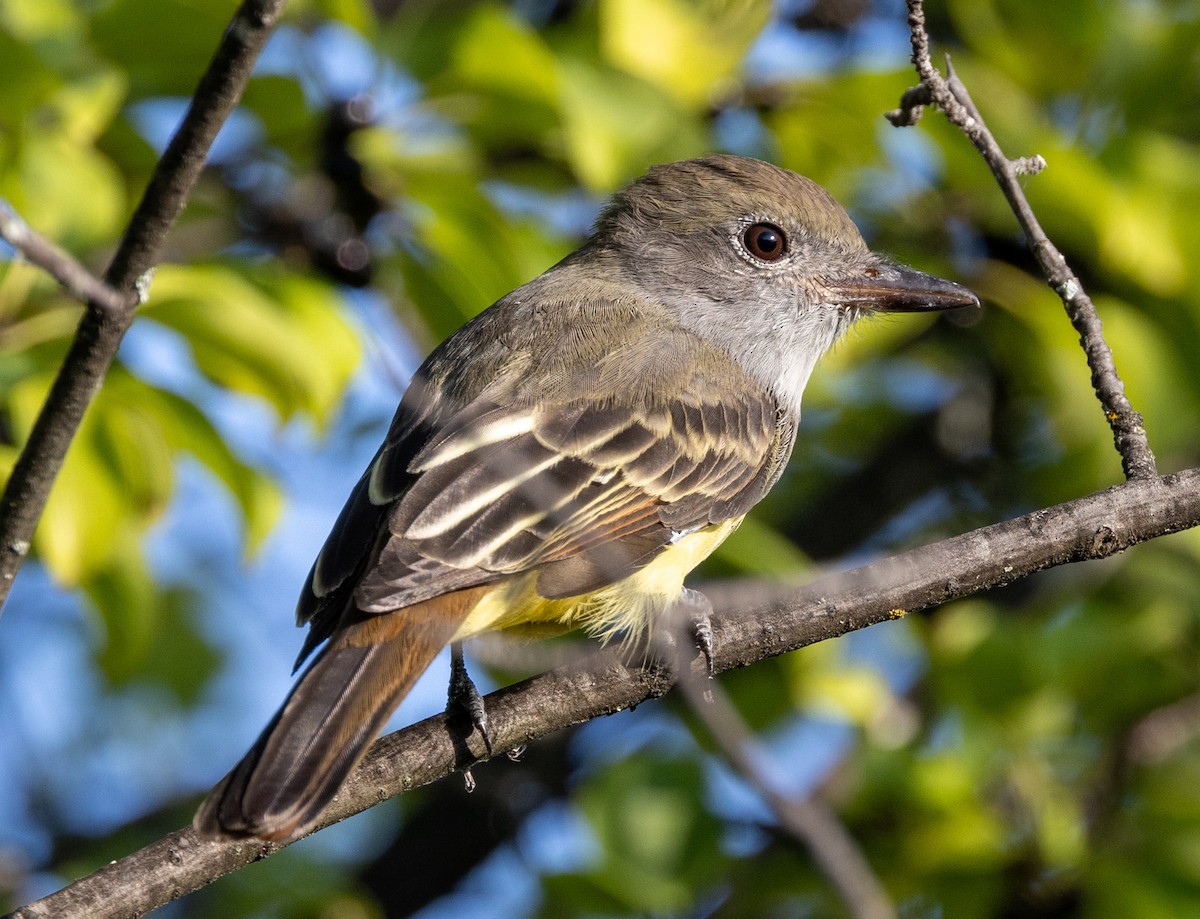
144;263;360;426
558;57;707;191
600;0;769;107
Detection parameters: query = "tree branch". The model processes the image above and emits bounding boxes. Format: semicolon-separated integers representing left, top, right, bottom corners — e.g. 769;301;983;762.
884;0;1157;482
0;203;130;312
675;668;896;919
10;467;1199;918
0;0;288;612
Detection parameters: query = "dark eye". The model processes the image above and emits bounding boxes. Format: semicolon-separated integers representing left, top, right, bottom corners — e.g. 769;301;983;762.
742;223;787;262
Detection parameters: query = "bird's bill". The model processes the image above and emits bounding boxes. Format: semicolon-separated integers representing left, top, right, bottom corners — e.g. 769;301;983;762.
830;263;980;313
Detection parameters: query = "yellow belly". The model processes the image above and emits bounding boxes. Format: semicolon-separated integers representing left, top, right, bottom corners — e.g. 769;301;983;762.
451;518;741;644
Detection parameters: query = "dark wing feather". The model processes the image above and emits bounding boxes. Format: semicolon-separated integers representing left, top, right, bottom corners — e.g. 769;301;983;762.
354;379;784;611
293;382;450;662
298;308;791;664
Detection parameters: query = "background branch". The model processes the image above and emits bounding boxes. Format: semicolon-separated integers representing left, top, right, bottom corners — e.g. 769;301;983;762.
0;0;288;611
885;0;1157;482
0;204;129;312
11;467;1199;918
674;666;897;919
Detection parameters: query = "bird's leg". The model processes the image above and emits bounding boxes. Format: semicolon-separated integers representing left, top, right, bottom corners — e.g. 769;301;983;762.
663;587;716;679
647;588;718;705
652;590;715;681
448;642;493;756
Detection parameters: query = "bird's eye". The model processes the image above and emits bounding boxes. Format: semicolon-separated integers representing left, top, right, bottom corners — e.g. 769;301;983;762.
742;223;787;262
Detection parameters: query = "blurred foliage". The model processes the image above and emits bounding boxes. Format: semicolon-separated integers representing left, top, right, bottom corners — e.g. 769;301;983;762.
2;0;1200;917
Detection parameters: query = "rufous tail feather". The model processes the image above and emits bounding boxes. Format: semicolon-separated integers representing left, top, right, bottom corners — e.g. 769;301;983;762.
195;587;487;842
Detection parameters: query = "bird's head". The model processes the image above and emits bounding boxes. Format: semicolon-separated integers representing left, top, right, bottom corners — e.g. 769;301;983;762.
592;154;978;410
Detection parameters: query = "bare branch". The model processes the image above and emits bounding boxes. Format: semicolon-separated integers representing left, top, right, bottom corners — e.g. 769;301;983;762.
0;204;130;312
888;0;1157;481
675;668;896;919
10;467;1199;918
0;0;288;612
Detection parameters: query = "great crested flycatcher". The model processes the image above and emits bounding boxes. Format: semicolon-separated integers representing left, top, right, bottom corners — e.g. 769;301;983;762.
195;154;977;842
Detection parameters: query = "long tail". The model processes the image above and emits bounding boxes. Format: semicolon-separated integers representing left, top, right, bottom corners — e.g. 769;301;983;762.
194;587;486;842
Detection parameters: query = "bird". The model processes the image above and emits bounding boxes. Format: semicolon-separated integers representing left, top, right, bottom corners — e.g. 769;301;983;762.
195;154;978;842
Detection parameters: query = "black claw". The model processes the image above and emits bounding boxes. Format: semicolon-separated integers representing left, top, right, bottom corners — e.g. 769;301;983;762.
448;643;494;755
692;613;715;678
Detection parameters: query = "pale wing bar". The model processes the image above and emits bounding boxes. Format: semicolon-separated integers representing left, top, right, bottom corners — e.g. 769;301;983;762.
353;388;779;611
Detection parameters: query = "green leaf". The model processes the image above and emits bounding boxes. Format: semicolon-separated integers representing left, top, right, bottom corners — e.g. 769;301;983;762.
599;0;769;107
452;4;560;107
711;514;811;578
366;162;571;340
90;0;237;96
80;538;159;683
107;372;284;554
128;585;219;702
53;68;128;146
240;75;313;157
8;374;137;584
0;0;80;41
8;129;126;247
575;755;726;913
558;56;707;191
0;26;61;122
8;366;284;583
144;263;361;427
303;0;377;36
75;533;220;697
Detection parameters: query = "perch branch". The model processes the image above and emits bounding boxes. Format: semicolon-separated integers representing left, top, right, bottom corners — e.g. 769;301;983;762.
10;467;1199;918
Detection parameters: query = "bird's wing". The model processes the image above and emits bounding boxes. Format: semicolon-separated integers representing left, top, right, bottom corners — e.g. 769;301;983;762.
294;316;788;663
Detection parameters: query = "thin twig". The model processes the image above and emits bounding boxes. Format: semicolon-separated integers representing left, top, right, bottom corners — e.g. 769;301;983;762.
885;0;1157;481
0;0;288;611
674;665;896;919
9;467;1199;918
0;204;130;312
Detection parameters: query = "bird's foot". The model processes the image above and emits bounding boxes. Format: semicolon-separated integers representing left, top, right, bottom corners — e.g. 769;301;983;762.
448;642;494;757
651;588;716;699
677;587;716;678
